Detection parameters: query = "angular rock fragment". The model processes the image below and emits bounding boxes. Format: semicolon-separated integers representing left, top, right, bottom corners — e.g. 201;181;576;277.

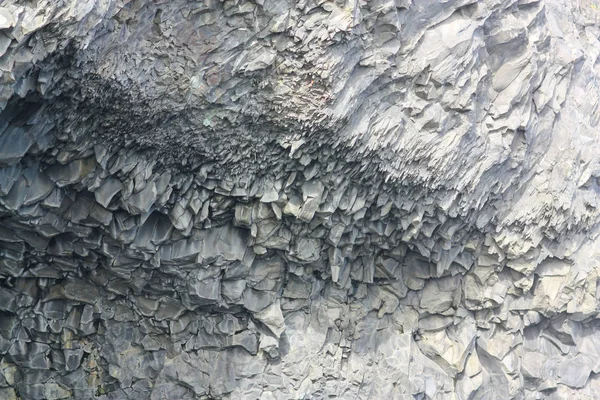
44;279;100;304
254;301;285;338
124;182;157;214
0;126;33;165
46;158;96;187
94;178;123;208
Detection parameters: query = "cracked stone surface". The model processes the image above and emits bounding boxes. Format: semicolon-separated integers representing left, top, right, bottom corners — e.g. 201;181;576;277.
1;0;600;398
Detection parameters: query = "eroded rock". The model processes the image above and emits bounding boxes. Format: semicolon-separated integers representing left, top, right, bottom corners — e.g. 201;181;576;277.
0;0;600;399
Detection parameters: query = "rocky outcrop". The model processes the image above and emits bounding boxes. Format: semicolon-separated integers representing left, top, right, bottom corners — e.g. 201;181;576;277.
1;0;600;398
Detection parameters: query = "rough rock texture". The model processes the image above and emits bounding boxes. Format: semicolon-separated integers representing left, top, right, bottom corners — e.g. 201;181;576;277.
1;0;600;398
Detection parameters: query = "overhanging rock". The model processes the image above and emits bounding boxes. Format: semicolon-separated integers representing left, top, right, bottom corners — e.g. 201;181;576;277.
1;0;600;399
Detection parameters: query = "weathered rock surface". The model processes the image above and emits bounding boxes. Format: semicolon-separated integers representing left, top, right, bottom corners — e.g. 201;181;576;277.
1;0;600;398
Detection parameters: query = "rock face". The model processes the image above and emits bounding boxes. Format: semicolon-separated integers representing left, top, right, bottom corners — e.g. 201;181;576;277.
1;0;600;398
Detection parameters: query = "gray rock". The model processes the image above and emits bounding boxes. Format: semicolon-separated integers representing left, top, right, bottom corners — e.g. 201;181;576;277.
254;301;285;338
1;0;600;398
124;182;157;214
0;164;21;195
0;388;16;400
45;279;101;304
94;178;123;208
558;354;595;388
0;126;33;165
0;8;15;30
46;158;96;187
189;277;221;303
1;166;53;210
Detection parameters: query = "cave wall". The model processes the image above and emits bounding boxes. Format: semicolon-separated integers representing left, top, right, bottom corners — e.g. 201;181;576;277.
2;0;600;399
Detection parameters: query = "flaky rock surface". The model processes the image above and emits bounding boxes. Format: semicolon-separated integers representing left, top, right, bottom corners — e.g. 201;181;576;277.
2;0;600;398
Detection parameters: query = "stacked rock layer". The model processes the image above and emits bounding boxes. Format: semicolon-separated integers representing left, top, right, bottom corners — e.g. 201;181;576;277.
2;0;600;399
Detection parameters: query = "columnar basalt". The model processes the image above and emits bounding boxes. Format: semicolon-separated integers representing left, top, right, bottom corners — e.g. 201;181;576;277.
1;1;600;399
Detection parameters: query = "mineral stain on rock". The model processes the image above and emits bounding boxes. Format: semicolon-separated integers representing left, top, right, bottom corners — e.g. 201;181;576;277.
1;0;600;399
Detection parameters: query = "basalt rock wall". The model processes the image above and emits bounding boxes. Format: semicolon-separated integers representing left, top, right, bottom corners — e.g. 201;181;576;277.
1;0;600;399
